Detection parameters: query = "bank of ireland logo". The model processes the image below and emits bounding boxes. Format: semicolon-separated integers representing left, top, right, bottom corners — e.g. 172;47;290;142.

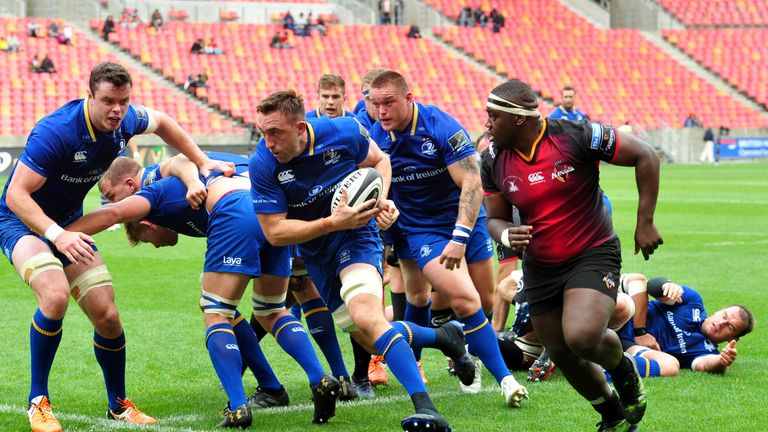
278;169;295;184
323;148;340;165
502;176;521;193
419;244;432;258
308;185;323;197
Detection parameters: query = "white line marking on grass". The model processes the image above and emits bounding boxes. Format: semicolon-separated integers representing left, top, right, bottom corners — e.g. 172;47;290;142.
702;239;768;247
665;231;768;237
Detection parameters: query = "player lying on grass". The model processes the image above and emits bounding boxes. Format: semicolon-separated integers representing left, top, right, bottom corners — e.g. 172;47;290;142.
617;273;754;376
67;154;339;428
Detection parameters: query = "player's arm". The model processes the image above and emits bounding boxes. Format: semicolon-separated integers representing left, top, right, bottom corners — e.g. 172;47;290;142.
608;131;662;260
358;138;398;230
257;196;379;247
149;109;234;177
485;193;532;254
127;137;141;161
623;273;660;350
6;162;95;264
691;341;738;374
158;153;207;209
65;195;152;236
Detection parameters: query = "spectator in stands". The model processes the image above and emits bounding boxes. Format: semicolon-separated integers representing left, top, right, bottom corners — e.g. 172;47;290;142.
474;6;488;27
150;9;164;30
490;8;505;33
699;127;715;163
458;6;473;26
6;32;20;52
684;113;703;128
30;54;41;72
393;0;405;25
102;15;116;41
407;24;422;39
28;21;40;38
190;38;205;54
379;0;392;25
314;16;327;36
204;37;223;55
270;31;293;49
282;11;295;31
549;86;588;121
57;25;72;45
47;21;60;39
120;8;140;29
40;54;55;73
184;73;208;93
295;13;309;36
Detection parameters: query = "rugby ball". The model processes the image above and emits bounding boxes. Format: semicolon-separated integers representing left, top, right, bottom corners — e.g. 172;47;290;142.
330;168;383;212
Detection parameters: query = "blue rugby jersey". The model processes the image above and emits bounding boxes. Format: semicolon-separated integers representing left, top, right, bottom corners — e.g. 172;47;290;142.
305;107;356;119
549;106;588;121
0;99;150;225
369;102;483;233
356;108;376;132
646;286;720;369
249;116;373;264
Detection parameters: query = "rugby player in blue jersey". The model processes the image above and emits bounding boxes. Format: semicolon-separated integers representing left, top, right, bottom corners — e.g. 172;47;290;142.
549;86;588;121
250;89;475;432
305;74;356;119
617;274;753;377
0;62;233;432
368;71;529;405
71;153;340;427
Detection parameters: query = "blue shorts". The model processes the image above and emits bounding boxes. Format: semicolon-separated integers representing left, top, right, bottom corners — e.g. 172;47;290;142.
303;225;383;313
204;191;290;278
396;217;494;270
0;212;97;267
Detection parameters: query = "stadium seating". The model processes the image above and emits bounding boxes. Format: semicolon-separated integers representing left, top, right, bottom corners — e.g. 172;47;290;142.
655;0;768;27
429;0;768;129
0;17;243;137
663;28;768;108
101;20;530;132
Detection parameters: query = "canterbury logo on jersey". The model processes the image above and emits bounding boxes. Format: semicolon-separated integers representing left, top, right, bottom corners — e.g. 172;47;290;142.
278;170;295;183
74;151;87;162
528;172;545;184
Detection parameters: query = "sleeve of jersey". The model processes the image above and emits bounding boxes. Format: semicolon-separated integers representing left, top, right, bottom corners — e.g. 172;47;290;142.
480;150;500;195
249;147;287;214
434;113;474;166
548;108;563;119
342;117;370;165
582;121;619;162
18;125;66;178
679;286;704;307
124;105;154;136
134;182;162;216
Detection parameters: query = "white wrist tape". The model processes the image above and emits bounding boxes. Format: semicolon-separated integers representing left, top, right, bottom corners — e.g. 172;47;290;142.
500;228;512;248
44;224;65;243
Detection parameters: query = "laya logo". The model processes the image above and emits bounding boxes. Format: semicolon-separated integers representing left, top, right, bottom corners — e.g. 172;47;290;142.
308;185;323;197
551;160;575;183
502;176;521;193
421;140;436;156
419;244;432;258
278;170;295;183
527;172;545;185
223;256;242;266
74;151;87;162
323;149;340;165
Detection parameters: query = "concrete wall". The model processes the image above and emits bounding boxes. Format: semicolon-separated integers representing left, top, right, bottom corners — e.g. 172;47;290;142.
645;127;768;163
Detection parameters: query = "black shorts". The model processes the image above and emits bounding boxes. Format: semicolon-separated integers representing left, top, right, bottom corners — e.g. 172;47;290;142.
522;236;621;315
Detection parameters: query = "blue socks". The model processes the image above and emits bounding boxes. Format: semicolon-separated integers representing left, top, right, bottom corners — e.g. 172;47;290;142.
93;331;126;409
29;309;62;402
459;309;510;384
272;315;324;386
206;323;247;408
374;328;425;395
634;355;661;377
302;298;349;379
391;321;437;349
232;311;281;391
404;300;431;360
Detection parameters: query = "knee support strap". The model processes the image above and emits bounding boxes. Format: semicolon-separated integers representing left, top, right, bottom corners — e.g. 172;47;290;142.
20;252;63;285
331;303;358;332
251;291;287;317
69;265;112;303
200;289;239;318
513;336;543;358
339;268;383;304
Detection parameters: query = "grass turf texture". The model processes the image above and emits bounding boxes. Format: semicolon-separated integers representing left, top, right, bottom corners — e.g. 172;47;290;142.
0;162;766;431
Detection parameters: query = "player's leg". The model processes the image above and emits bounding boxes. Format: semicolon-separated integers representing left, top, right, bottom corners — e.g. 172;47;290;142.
68;253;155;424
10;234;68;432
399;258;431;357
340;263;450;431
492;258;519;332
626;346;680;377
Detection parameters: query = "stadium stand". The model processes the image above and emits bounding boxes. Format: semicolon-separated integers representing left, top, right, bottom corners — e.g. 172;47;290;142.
0;17;243;137
663;28;768;108
429;0;767;129
97;20;529;132
654;0;768;27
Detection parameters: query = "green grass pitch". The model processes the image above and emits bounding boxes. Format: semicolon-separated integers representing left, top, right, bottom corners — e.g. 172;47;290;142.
0;161;766;431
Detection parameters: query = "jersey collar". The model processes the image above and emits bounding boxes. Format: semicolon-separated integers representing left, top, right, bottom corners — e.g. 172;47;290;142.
315;107;348;117
83;98;97;142
513;119;547;163
388;102;419;141
306;122;316;156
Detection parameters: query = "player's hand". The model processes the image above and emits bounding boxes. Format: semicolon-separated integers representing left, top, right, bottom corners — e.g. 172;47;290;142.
328;189;380;231
504;225;533;253
185;179;207;210
439;241;465;270
634;333;660;351
53;231;95;265
198;158;235;177
375;199;399;231
634;222;663;260
659;282;683;303
719;340;738;366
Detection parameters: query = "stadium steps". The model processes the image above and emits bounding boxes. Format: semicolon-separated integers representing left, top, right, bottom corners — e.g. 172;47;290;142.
556;0;611;29
71;21;251;135
640;31;768;115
